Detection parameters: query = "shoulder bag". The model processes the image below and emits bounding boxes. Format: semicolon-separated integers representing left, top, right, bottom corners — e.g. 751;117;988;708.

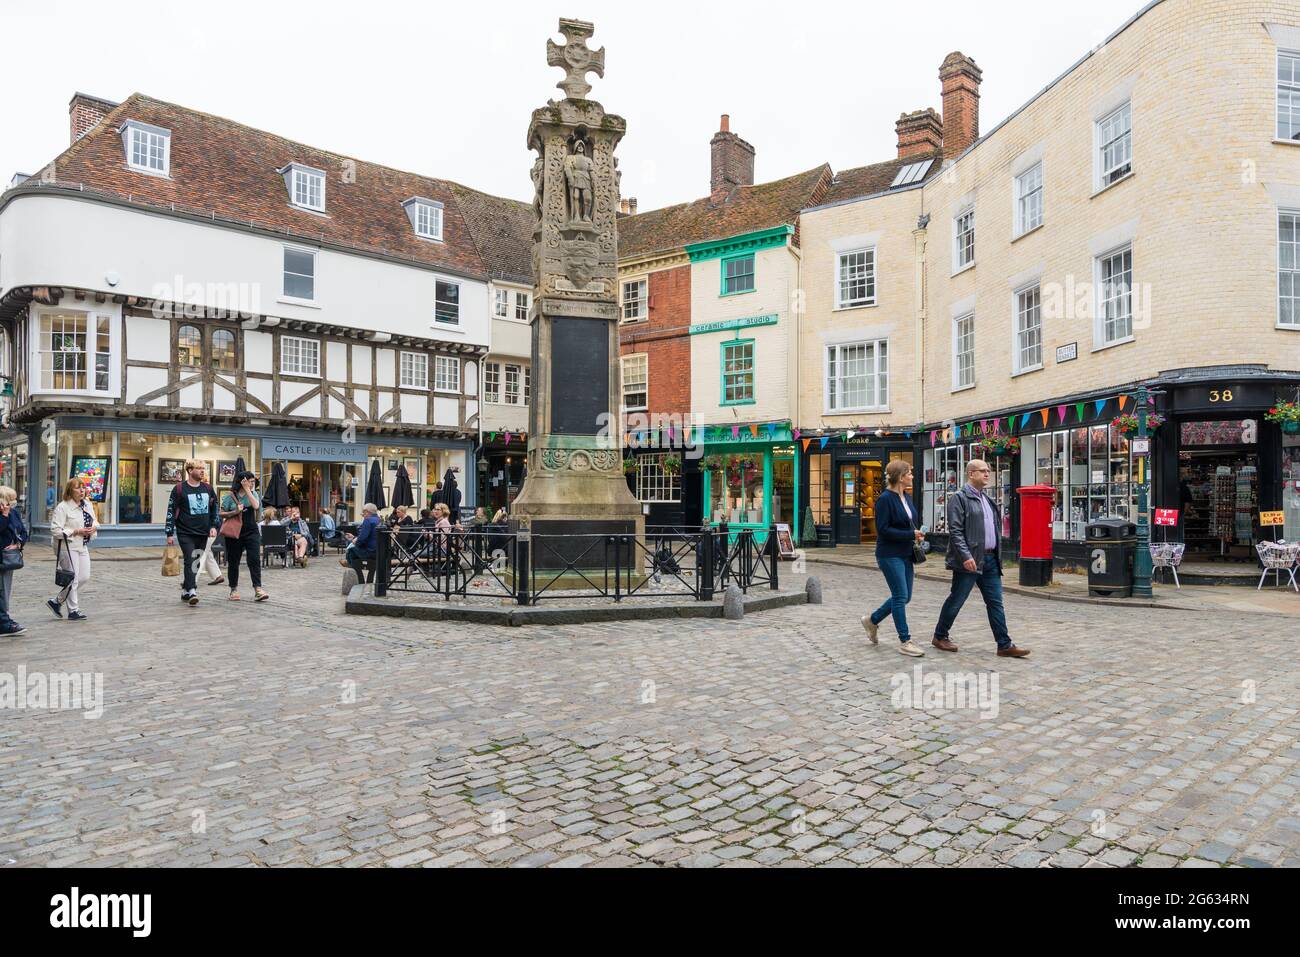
54;536;75;588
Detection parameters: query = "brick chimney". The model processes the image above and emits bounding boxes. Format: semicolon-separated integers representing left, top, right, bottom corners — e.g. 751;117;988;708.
896;108;943;159
69;92;118;145
940;52;982;159
710;114;755;204
618;197;639;215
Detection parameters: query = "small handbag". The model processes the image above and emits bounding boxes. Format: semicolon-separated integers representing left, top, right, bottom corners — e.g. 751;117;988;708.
54;538;75;588
912;540;928;565
0;546;23;571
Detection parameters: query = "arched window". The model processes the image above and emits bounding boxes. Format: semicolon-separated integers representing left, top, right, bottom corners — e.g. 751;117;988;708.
177;325;202;367
211;329;237;371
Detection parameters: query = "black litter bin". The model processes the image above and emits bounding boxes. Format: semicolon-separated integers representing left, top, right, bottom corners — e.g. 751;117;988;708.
1086;517;1137;597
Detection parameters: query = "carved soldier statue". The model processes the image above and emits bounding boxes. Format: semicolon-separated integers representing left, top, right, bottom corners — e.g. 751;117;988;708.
563;141;594;225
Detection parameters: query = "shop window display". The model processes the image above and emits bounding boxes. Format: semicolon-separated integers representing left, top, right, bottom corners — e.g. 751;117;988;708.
708;454;765;525
1283;434;1300;542
808;453;831;526
0;441;28;513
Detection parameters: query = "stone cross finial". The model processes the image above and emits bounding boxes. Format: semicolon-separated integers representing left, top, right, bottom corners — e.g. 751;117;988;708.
546;18;605;99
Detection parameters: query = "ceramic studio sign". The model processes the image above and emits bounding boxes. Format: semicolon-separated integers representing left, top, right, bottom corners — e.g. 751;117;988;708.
688;314;779;335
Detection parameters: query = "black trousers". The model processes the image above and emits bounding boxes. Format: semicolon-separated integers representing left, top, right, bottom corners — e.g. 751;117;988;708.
346;548;374;583
225;533;262;591
177;533;208;594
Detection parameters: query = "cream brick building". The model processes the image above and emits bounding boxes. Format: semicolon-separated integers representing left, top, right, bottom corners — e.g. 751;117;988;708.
797;0;1300;558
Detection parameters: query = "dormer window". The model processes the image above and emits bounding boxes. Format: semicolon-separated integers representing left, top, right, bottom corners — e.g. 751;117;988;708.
403;197;444;241
120;120;170;176
280;163;326;213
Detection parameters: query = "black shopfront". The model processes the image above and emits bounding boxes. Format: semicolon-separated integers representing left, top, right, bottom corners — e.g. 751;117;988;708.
803;436;917;546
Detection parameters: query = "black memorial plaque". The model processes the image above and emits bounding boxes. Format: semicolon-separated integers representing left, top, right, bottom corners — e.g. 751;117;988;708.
550;316;609;435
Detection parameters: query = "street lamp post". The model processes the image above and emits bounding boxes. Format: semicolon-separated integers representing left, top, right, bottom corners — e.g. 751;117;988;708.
1133;384;1154;599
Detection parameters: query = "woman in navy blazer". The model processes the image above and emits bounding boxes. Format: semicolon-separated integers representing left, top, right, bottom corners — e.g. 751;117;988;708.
862;459;926;656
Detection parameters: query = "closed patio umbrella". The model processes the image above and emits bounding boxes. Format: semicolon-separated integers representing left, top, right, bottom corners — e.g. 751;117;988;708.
232;456;247;491
391;463;415;508
265;461;290;510
365;459;386;511
442;468;461;513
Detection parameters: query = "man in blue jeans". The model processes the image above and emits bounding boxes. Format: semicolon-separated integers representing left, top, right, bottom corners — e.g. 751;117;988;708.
932;459;1030;658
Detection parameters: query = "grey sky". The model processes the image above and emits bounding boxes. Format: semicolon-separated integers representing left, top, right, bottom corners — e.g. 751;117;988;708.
3;0;1149;211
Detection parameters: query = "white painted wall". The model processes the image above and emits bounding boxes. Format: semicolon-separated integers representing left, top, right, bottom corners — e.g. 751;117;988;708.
126;315;169;362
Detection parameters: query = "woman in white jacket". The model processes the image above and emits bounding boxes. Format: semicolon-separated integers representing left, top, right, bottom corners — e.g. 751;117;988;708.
48;476;98;621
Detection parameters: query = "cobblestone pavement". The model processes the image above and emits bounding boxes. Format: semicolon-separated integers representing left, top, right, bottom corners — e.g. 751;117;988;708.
1;554;1297;868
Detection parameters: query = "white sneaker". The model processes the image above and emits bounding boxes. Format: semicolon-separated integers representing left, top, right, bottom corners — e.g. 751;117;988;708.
861;615;879;644
898;641;925;657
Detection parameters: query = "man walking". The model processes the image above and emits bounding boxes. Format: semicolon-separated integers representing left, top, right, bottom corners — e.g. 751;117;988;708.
931;459;1030;658
165;459;218;607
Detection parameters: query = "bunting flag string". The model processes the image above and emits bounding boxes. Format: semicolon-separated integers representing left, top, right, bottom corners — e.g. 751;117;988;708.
1117;395;1129;411
1056;404;1068;423
801;438;813;452
1094;398;1107;417
819;436;830;450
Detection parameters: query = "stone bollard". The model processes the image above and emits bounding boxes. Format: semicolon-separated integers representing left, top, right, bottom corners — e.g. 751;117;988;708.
723;583;744;620
805;576;823;604
341;567;359;596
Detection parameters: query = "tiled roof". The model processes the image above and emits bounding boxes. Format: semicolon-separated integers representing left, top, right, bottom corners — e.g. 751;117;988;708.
448;183;534;285
40;93;496;279
617;165;832;261
818;151;944;207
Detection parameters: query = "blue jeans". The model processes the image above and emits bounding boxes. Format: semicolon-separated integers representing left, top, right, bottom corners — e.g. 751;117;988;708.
934;552;1012;649
871;556;914;643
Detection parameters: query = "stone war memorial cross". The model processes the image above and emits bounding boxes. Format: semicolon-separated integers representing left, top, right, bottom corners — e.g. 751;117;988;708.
510;18;645;573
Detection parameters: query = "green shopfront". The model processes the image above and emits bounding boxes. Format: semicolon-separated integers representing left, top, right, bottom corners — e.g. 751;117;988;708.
701;422;800;539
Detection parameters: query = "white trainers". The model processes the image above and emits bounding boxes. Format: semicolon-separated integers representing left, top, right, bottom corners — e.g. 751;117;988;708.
861;615;879;644
898;641;925;657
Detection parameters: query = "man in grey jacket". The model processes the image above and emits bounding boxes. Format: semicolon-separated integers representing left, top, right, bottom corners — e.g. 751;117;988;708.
931;459;1030;658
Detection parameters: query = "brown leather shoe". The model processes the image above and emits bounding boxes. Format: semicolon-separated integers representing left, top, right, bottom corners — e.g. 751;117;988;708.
997;645;1031;658
931;638;959;652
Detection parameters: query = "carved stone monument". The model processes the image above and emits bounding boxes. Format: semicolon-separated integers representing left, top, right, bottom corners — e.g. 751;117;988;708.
510;18;644;568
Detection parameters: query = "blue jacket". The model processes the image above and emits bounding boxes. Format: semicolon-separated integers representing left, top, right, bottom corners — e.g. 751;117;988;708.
874;491;920;560
0;508;28;550
351;514;380;559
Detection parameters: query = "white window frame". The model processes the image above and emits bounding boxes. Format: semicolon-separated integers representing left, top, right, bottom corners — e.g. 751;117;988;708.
484;361;501;403
513;291;530;322
621;353;648;412
32;308;117;396
1278;50;1300;142
1280;209;1300;328
621;278;648;321
1013;284;1043;375
434;355;460;394
1096;102;1133;190
493;288;510;319
835;247;877;309
289;165;326;212
824;340;888;413
503;364;523;405
414;201;443;240
282;246;316;303
635;453;682;504
434;279;460;326
280;335;320;377
1014;162;1043;236
952;313;975;391
121;120;170;177
1095;244;1134;347
953;208;976;272
400;351;428;389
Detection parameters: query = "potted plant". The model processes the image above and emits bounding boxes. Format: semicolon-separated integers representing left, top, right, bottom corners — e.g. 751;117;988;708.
1265;401;1300;434
661;454;682;475
971;434;1021;458
1110;412;1165;436
622;457;637;475
801;506;818;547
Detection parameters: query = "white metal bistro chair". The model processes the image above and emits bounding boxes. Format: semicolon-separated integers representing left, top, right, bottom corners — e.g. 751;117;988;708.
1255;541;1300;592
1149;542;1185;589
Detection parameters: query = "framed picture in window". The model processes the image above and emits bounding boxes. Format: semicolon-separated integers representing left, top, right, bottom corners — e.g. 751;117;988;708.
216;461;238;485
403;457;420;481
387;459;399;471
158;459;186;484
118;458;140;498
71;456;111;503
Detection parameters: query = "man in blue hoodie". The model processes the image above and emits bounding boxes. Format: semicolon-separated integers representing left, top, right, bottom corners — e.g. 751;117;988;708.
341;502;380;583
165;459;218;606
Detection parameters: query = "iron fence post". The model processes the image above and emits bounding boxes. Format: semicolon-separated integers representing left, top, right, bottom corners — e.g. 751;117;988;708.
374;528;389;597
699;527;714;601
516;534;530;605
611;536;621;603
768;523;779;590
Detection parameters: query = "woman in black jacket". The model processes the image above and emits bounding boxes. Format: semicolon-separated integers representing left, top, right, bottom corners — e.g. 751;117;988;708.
862;459;926;656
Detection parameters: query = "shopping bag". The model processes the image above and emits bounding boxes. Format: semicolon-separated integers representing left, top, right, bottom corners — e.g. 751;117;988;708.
161;544;182;577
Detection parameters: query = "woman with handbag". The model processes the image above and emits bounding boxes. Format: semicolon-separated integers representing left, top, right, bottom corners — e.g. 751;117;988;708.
862;459;926;656
0;485;29;636
47;477;97;622
219;471;268;602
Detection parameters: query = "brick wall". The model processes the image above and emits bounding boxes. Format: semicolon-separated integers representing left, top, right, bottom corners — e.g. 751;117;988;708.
619;263;692;417
69;93;115;145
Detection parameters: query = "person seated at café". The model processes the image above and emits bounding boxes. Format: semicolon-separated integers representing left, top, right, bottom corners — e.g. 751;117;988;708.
318;508;337;544
283;505;313;567
261;507;280;527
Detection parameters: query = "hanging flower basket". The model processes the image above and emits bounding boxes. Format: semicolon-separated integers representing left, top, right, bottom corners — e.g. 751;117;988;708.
971;435;1020;458
622;457;637;475
1111;412;1165;436
1264;402;1300;432
702;454;728;472
661;454;682;475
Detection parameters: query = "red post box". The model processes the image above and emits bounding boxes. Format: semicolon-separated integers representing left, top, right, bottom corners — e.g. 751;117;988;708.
1016;484;1055;586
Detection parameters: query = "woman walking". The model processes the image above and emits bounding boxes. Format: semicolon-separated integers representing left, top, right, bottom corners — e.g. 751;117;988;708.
220;470;268;602
48;477;97;621
0;486;29;636
862;459;926;656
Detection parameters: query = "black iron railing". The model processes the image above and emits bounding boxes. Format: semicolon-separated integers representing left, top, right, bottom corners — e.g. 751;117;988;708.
371;523;780;605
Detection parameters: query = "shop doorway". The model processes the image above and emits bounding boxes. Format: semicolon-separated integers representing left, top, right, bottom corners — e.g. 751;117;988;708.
1178;448;1259;561
835;460;884;544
